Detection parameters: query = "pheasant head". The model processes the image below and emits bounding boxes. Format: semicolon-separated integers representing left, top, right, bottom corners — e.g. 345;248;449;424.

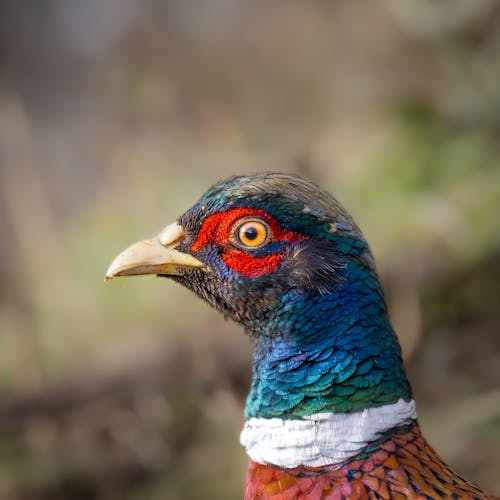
107;173;411;420
106;173;496;498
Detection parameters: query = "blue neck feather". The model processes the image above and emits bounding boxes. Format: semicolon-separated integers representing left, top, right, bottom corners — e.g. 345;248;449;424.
244;260;412;419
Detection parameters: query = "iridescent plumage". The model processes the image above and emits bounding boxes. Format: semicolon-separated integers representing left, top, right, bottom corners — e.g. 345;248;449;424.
106;172;497;499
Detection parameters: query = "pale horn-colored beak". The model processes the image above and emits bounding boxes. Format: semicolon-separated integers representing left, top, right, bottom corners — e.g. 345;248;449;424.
104;222;208;281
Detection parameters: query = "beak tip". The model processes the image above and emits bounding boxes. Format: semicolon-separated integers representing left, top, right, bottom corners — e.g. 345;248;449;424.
104;261;118;281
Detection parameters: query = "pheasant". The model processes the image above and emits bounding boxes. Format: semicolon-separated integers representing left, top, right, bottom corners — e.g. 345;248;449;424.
106;172;497;499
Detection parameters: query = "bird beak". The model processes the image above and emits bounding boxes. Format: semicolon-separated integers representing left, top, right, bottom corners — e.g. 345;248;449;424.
104;222;208;281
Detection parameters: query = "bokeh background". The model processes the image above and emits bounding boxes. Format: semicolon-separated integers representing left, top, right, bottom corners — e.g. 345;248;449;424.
1;1;500;499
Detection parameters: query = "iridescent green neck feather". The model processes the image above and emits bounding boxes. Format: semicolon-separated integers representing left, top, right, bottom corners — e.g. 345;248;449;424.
245;259;411;419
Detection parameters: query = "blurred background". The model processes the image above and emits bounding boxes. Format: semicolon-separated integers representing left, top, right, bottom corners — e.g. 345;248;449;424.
0;1;499;498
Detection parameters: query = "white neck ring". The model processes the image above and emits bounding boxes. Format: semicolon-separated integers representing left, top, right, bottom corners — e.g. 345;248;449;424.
240;398;416;468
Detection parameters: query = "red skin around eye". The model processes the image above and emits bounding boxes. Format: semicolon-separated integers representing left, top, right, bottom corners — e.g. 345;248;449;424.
190;207;305;277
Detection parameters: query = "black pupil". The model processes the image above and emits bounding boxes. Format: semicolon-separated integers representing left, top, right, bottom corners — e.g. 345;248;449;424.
243;226;259;241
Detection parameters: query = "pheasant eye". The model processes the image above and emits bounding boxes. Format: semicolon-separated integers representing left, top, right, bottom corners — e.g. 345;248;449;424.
233;219;270;248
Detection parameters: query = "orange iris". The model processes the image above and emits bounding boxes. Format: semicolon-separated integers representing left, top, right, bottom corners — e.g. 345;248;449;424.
235;219;269;248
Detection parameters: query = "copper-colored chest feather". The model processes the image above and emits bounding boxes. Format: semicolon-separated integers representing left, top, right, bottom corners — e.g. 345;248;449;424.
245;425;497;500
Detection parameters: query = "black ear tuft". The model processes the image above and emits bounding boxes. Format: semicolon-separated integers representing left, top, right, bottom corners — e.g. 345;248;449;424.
285;239;345;294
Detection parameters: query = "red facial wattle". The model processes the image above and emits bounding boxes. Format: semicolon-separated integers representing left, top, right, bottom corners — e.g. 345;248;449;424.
190;207;306;278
